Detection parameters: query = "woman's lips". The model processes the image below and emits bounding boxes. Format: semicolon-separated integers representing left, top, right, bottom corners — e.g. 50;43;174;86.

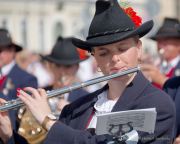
110;67;128;74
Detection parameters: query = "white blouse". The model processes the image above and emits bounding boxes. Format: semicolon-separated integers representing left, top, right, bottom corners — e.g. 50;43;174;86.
87;90;118;129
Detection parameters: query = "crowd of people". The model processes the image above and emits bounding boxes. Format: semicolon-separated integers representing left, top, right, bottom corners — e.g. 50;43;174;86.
0;0;179;144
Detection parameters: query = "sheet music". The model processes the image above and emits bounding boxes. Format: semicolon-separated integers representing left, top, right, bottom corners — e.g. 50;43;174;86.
96;108;157;135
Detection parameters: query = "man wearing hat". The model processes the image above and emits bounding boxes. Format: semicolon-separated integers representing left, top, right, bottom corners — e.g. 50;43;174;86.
163;76;180;144
0;0;176;144
142;18;180;88
0;28;38;132
42;37;89;113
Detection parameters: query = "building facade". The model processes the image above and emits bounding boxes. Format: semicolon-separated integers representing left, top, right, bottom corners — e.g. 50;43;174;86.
0;0;179;53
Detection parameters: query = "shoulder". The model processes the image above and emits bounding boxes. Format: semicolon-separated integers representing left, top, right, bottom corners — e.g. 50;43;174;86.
12;64;37;79
9;65;37;87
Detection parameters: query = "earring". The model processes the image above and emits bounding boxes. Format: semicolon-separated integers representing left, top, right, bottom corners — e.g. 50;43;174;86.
138;57;142;64
97;67;102;72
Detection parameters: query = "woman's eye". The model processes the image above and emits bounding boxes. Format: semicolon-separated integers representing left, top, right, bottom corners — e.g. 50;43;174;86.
99;52;108;56
118;48;128;52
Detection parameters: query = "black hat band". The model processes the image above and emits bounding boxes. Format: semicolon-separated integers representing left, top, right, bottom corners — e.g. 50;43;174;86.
87;27;135;40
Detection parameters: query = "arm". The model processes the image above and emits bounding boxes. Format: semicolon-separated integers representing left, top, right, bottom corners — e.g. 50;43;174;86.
141;64;168;87
0;99;28;144
0;98;13;144
17;88;116;144
44;121;113;144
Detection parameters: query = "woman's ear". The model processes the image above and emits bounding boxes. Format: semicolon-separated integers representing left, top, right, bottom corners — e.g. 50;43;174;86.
90;47;95;56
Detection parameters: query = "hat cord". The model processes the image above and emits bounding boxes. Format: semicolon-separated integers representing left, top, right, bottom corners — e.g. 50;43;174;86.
87;27;134;40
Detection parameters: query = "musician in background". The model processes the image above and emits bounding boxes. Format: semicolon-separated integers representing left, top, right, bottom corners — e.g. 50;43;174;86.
163;76;180;144
141;18;180;88
0;0;176;144
16;50;54;88
42;36;89;113
0;29;38;132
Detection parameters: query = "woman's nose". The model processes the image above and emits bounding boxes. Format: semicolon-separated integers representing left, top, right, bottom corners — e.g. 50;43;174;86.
112;54;120;62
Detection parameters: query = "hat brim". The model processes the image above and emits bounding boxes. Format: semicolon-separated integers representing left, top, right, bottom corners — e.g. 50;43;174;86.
41;55;86;65
150;34;180;40
13;43;23;52
72;20;153;51
0;43;22;52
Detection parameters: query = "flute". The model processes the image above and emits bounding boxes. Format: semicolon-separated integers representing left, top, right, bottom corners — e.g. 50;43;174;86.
0;66;140;112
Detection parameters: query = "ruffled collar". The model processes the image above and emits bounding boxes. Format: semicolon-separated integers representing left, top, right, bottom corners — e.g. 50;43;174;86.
94;90;118;115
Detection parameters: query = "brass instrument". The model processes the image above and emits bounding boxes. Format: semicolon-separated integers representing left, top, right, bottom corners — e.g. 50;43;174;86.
18;107;47;144
0;66;140;144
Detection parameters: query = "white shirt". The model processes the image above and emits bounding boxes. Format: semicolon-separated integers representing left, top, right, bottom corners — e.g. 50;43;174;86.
1;60;15;77
169;55;180;68
27;61;53;87
160;56;180;74
87;90;118;129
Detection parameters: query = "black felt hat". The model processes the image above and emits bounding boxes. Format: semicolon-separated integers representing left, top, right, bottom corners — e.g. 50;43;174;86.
72;0;153;51
42;37;87;65
151;17;180;40
0;28;22;52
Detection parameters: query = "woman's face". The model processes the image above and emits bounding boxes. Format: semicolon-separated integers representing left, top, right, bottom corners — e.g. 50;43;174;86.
93;37;142;76
49;63;78;84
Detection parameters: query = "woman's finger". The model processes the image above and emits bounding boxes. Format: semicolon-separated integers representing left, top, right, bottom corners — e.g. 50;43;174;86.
23;87;41;99
38;88;47;99
17;89;34;106
17;93;32;107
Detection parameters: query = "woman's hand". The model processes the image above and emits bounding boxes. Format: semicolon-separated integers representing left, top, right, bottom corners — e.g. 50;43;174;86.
141;64;168;86
17;87;51;125
0;98;13;143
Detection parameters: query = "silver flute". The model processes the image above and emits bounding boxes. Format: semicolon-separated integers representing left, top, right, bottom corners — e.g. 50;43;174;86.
0;66;140;112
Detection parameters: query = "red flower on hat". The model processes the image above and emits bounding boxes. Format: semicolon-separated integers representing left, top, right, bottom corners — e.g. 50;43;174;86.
123;7;142;27
77;48;89;60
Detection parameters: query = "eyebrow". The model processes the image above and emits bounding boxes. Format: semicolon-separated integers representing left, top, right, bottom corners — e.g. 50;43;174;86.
116;42;129;47
118;42;136;48
95;47;108;51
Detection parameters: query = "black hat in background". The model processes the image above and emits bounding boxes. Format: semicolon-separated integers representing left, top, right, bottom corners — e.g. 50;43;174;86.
42;37;88;65
72;0;153;51
151;17;180;40
0;28;22;52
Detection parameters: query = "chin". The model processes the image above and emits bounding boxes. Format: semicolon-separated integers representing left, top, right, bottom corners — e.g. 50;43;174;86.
112;75;130;82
